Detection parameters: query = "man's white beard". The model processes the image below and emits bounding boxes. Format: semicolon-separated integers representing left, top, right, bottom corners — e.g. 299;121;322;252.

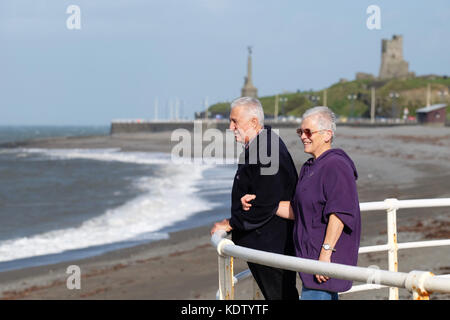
234;129;247;144
235;127;260;145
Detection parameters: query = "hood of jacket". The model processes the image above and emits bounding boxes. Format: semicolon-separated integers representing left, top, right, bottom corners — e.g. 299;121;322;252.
303;148;358;180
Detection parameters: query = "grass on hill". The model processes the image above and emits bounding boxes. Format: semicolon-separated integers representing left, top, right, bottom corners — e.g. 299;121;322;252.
208;76;450;119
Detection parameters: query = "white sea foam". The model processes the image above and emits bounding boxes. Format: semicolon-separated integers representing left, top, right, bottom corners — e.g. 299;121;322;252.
18;148;174;165
0;148;226;263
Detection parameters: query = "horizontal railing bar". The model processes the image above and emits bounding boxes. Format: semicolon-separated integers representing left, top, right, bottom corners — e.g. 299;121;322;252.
340;283;388;294
219;242;408;289
360;198;450;212
341;274;450;296
358;239;450;254
229;269;450;297
211;229;228;250
423;276;450;293
213;233;450;294
342;275;450;295
360;201;393;211
213;197;450;299
233;269;252;284
223;242;450;274
397;239;450;250
359;244;390;253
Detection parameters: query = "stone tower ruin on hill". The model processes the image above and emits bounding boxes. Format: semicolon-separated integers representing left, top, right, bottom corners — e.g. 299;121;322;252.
378;35;415;80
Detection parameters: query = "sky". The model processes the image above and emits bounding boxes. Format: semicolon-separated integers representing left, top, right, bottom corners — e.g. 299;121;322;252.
0;0;449;125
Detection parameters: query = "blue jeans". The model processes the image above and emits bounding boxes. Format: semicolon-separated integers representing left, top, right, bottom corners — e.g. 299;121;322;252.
301;286;339;300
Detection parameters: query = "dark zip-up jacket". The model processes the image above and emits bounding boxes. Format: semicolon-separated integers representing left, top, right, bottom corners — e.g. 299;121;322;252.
229;126;298;254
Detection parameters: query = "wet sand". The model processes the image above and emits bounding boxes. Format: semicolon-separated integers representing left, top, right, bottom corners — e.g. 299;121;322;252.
0;125;449;300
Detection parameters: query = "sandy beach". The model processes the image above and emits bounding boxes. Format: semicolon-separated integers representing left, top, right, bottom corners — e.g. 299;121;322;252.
1;124;449;300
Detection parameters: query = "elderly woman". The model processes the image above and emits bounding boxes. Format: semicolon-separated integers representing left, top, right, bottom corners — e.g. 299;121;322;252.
242;106;361;300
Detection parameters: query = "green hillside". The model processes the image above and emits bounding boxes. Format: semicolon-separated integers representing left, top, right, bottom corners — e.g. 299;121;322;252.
209;76;450;119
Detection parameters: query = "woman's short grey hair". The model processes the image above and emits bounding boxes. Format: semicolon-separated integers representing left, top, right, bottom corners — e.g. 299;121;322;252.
302;106;336;140
230;97;264;126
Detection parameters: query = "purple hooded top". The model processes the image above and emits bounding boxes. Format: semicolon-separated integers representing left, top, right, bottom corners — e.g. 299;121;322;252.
291;148;361;292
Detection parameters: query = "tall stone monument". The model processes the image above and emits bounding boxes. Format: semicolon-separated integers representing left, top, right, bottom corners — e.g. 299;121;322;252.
378;35;414;80
241;46;258;98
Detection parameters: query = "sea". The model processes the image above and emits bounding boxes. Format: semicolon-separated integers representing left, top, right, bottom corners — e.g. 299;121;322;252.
0;126;235;272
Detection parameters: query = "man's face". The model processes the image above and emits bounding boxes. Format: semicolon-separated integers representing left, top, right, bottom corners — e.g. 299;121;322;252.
229;106;257;144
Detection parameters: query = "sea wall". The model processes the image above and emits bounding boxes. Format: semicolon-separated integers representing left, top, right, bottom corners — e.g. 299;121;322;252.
110;120;422;134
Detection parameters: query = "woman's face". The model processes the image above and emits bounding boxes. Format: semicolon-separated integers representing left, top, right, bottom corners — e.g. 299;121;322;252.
298;116;332;158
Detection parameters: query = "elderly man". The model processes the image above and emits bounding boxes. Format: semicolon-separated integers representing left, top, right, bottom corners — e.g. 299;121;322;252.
242;106;361;300
210;97;299;300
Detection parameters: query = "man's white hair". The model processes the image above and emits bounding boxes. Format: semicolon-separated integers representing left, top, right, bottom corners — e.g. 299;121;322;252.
302;106;336;140
230;97;264;126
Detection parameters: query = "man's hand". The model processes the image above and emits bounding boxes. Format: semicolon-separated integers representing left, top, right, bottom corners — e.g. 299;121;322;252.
240;194;256;211
315;249;332;283
210;219;232;236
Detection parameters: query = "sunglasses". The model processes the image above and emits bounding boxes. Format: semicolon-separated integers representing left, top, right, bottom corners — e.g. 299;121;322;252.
296;128;327;138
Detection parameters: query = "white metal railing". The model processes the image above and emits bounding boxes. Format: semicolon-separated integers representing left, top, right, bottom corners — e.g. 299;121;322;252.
212;197;450;300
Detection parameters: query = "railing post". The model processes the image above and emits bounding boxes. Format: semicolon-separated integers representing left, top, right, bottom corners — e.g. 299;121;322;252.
216;238;235;300
385;198;399;300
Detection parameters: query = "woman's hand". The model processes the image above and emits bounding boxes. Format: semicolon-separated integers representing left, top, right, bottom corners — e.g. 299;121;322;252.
314;214;343;283
315;249;332;283
241;194;256;211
